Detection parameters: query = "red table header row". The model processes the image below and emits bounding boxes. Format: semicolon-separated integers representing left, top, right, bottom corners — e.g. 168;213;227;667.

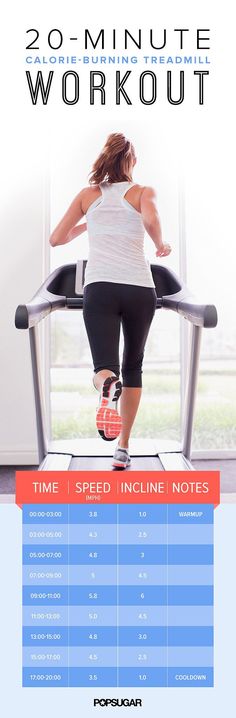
16;471;220;507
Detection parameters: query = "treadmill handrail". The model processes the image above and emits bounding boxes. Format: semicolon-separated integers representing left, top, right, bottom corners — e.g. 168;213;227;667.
15;263;218;329
15;296;51;329
162;292;217;328
15;265;69;329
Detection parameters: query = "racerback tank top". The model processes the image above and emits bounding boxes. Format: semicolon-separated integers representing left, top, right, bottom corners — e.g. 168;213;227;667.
84;181;155;288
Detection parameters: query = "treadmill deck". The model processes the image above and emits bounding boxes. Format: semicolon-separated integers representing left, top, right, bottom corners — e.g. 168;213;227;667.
39;439;194;471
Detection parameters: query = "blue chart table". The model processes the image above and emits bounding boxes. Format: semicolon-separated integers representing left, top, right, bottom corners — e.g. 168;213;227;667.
22;503;214;688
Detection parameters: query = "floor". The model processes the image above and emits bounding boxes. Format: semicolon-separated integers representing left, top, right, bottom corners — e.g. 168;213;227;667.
0;465;38;495
0;460;235;498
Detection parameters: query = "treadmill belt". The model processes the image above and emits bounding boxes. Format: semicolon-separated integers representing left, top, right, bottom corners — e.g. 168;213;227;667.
69;456;164;471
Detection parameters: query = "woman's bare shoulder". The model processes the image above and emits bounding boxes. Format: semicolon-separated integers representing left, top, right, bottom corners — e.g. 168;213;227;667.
132;183;156;197
80;184;100;196
80;184;101;213
134;183;156;193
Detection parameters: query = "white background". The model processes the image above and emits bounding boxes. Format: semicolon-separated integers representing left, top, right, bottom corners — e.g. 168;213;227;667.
0;0;235;462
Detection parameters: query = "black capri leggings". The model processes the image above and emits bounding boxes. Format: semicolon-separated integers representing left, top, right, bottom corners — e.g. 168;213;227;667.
83;282;157;388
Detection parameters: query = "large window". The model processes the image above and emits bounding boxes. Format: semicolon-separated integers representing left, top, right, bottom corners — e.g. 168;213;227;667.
184;159;236;452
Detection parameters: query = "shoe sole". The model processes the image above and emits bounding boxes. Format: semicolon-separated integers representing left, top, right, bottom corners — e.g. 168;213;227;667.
112;460;131;469
96;378;122;441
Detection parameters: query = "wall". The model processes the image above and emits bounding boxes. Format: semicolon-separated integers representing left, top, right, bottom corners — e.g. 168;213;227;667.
0;124;48;464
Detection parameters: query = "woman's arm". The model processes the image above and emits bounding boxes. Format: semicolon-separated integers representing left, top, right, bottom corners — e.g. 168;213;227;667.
49;189;87;247
140;186;171;257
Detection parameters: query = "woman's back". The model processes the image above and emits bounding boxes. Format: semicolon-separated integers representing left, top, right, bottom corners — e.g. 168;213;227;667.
82;181;144;215
84;181;155;288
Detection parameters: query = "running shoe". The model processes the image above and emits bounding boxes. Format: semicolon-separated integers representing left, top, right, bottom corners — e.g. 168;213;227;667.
96;376;122;441
112;446;131;469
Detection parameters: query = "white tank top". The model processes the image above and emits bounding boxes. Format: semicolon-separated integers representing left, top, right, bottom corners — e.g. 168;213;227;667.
84;181;155;288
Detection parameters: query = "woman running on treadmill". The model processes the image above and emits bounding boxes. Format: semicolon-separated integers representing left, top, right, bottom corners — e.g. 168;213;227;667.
49;133;171;468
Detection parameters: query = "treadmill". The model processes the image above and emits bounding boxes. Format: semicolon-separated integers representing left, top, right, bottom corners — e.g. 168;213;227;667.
15;261;217;471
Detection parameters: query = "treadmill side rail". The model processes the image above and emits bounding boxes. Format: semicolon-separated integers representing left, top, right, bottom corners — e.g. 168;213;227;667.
29;326;48;464
182;325;202;461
